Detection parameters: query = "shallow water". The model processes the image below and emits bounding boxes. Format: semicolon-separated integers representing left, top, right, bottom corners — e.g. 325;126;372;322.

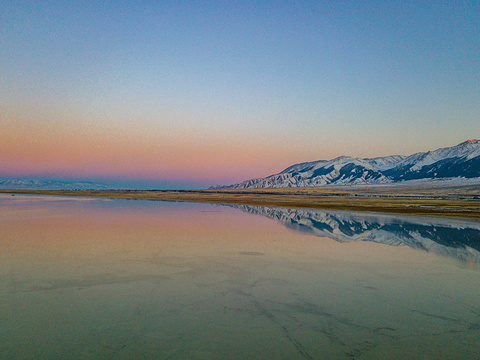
1;195;479;359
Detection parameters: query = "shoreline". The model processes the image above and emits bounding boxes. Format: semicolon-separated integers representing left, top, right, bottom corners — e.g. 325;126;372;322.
2;188;480;219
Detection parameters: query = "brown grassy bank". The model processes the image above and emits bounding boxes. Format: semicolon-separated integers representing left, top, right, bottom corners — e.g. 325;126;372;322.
2;187;480;219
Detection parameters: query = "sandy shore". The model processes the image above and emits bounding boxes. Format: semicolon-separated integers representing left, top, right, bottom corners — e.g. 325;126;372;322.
2;185;480;218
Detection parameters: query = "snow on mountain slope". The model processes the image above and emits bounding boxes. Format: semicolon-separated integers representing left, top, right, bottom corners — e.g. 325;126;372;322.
362;155;406;171
392;139;480;171
224;156;393;189
279;160;328;174
383;140;480;181
216;140;480;189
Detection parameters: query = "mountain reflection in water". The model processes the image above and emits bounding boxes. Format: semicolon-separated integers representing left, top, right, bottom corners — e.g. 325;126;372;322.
231;204;480;263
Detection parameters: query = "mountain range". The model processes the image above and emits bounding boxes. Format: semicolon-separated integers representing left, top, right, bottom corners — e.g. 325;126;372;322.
0;178;115;190
217;140;480;189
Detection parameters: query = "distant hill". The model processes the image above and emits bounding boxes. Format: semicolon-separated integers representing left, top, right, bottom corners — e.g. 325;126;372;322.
0;177;115;190
216;140;480;189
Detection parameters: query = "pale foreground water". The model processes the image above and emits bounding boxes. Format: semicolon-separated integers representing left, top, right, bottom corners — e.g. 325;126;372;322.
1;195;479;359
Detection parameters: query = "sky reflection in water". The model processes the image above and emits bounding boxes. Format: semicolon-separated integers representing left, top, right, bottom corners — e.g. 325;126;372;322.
1;195;479;359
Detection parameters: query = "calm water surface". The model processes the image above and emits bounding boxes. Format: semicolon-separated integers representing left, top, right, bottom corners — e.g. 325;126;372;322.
1;194;479;359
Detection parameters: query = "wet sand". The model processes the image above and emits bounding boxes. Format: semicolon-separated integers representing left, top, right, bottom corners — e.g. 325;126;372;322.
2;185;480;218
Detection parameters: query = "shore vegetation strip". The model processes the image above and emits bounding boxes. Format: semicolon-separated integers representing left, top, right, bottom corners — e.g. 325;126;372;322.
2;187;480;219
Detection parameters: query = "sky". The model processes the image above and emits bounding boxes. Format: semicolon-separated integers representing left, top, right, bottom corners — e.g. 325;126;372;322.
1;0;479;189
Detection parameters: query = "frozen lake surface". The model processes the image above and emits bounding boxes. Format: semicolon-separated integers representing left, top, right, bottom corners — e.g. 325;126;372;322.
1;194;479;359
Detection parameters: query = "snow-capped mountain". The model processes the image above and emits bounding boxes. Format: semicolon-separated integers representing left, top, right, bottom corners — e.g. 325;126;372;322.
232;204;480;263
383;139;480;181
217;140;480;189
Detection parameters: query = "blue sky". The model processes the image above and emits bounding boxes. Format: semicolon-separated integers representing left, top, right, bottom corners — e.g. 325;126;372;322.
1;1;479;188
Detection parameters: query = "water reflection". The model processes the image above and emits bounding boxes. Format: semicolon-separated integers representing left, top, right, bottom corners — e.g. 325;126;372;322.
231;204;480;263
1;195;480;359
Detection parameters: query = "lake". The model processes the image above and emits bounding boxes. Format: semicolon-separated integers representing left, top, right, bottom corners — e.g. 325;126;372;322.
1;194;479;359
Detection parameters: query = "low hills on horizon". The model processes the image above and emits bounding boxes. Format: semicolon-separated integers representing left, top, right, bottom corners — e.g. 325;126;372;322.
0;178;117;191
215;139;480;189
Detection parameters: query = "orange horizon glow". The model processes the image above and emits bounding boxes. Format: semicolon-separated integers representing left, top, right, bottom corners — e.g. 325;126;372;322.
2;102;474;187
1;107;319;184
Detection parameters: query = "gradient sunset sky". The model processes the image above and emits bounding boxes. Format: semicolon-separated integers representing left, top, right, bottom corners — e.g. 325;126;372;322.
1;1;479;188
